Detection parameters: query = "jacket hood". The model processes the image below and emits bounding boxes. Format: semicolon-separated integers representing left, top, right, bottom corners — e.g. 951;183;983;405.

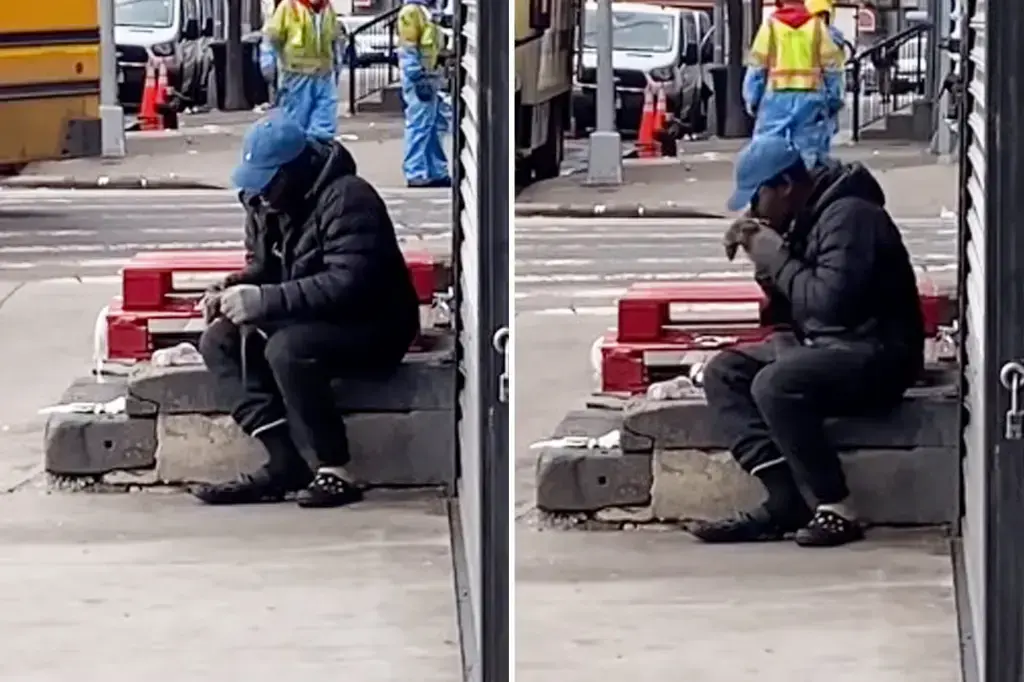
772;5;814;29
307;140;358;198
804;160;886;222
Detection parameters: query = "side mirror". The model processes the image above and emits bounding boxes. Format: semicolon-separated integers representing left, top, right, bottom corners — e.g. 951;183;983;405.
683;42;698;64
183;18;200;40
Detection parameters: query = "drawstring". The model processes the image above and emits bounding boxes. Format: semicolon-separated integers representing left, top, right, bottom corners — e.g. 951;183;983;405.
239;324;268;389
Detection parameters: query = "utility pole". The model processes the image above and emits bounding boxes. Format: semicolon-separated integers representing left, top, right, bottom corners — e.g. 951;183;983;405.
98;0;125;157
224;0;247;110
722;0;751;137
585;0;622;186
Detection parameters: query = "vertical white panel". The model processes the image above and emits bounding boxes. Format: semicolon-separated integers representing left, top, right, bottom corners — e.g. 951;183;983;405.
959;0;986;674
455;0;483;656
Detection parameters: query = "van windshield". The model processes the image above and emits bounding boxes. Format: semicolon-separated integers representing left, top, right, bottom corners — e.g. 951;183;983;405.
583;9;675;52
115;0;174;28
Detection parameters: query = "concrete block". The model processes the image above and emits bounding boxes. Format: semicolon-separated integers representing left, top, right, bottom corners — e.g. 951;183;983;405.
44;413;157;475
651;446;959;526
621;389;958;454
551;408;624;439
127;340;456;416
155;414;266;485
344;411;455;486
59;376;128;405
535;447;652;512
154;411;456;487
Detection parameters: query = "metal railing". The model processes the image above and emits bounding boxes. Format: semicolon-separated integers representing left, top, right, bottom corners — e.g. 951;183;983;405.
344;6;401;114
847;22;932;141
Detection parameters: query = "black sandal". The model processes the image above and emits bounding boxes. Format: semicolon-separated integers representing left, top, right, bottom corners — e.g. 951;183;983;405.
794;508;865;547
295;471;364;509
684;505;810;543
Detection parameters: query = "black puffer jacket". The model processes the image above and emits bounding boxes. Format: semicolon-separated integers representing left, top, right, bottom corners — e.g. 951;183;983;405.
751;161;924;381
228;141;420;365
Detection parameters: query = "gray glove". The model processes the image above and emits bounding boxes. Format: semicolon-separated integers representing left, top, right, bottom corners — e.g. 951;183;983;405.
723;217;769;261
219;284;264;324
199;281;226;323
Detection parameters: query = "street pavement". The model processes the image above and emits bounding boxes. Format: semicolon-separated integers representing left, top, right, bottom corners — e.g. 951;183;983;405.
0;187;451;280
515;214;958;316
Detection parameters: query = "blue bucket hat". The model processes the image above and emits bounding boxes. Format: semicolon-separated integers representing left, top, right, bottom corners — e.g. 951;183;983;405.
727;136;805;212
231;111;308;194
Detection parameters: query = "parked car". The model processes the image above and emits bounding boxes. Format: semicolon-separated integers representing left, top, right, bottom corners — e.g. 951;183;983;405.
339;14;398;67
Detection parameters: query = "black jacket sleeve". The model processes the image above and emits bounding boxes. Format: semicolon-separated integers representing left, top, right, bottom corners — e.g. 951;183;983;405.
747;198;878;327
260;178;385;319
224;206;271;286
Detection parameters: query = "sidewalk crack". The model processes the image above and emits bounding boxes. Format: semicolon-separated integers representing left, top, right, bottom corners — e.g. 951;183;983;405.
0;281;25;313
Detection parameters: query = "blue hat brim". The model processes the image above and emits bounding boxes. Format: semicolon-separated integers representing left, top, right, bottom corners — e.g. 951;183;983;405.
231;162;279;194
727;185;755;212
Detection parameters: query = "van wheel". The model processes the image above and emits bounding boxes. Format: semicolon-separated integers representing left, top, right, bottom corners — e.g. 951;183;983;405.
532;97;565;181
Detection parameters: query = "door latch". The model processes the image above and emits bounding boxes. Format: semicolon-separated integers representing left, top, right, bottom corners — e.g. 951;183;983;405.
493;327;509;404
1000;361;1024;440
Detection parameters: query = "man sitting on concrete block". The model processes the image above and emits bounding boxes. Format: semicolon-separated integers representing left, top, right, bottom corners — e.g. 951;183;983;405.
688;135;924;547
192;111;421;508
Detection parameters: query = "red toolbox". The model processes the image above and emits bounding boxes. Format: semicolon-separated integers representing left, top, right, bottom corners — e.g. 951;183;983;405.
104;249;451;361
600;271;956;395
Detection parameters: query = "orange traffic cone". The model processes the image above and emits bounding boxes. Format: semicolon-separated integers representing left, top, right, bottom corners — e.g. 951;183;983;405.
636;85;658;158
139;60;160;131
653;85;672;157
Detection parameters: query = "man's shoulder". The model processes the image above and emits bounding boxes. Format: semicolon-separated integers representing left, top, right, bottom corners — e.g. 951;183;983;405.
319;172;384;205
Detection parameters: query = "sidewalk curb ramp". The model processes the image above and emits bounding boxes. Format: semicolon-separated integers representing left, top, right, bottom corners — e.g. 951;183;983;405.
534;371;960;527
44;331;457;489
1;175;227;191
514;202;725;220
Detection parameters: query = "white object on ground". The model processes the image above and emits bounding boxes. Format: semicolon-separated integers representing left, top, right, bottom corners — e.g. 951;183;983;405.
92;304;110;383
39;396;127;416
646;375;702;400
529;430;621;451
151;342;204;367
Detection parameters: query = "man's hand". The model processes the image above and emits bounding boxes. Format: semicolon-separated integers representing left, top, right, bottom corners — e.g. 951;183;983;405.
219;284;264;325
723;217;769;261
199;280;227;323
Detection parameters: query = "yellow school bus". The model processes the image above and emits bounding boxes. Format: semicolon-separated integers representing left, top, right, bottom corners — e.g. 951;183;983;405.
0;4;103;175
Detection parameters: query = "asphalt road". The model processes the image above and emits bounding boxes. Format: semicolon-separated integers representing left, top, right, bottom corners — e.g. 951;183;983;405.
0;187;451;281
515;214;958;317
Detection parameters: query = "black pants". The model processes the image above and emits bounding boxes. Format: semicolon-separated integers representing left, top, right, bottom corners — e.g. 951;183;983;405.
701;336;907;504
199;318;377;471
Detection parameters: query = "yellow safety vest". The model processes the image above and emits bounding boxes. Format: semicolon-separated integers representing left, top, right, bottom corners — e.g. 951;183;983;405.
264;0;338;75
397;3;441;72
747;15;842;91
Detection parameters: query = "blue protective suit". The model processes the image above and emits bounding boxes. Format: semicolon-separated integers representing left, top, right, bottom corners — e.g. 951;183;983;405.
742;8;844;169
398;0;449;185
822;24;847;151
263;0;341;141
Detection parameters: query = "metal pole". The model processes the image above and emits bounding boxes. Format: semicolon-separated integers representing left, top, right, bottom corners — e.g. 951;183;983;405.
586;0;622;186
98;0;125;158
224;0;248;110
713;0;725;63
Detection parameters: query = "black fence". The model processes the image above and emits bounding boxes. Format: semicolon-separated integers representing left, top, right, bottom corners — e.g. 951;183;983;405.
846;22;932;141
344;7;401;114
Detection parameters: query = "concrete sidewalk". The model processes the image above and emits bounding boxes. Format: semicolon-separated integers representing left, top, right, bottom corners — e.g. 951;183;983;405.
0;489;458;681
0;276;460;681
14;111;409;190
517;140;957;220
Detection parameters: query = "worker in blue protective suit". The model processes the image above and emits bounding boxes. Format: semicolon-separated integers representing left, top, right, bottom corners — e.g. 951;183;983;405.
806;0;847;155
397;0;451;188
263;0;342;140
743;0;845;169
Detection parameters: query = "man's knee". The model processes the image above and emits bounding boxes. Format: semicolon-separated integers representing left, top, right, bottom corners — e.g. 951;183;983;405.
703;349;755;396
750;362;800;414
198;318;239;367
